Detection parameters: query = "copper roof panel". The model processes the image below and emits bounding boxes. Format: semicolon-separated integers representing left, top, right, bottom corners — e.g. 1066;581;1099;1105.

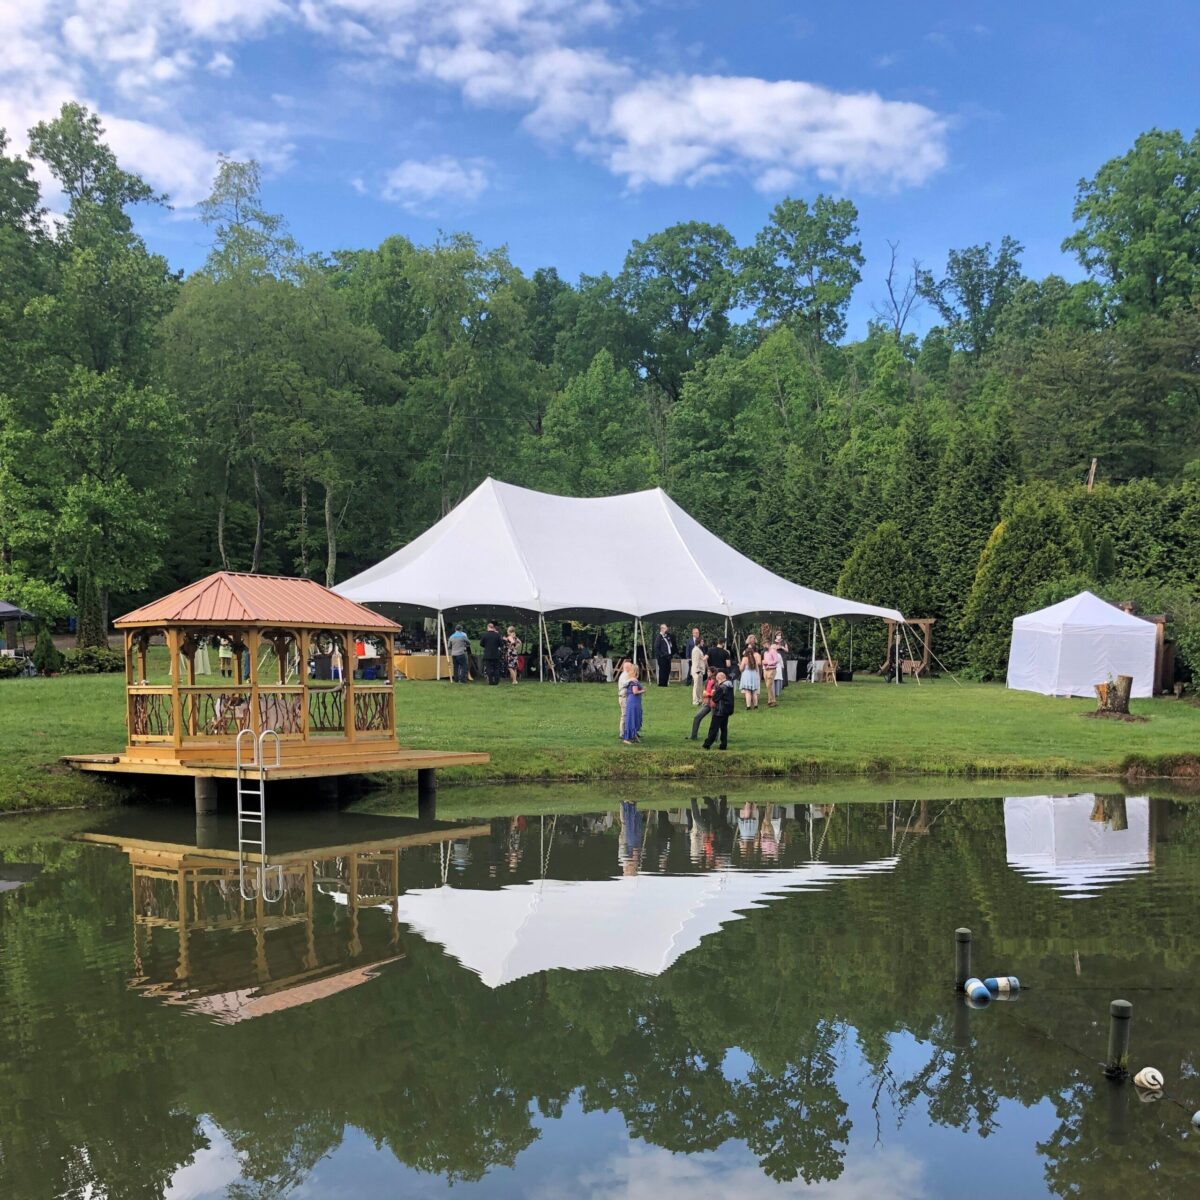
116;572;398;630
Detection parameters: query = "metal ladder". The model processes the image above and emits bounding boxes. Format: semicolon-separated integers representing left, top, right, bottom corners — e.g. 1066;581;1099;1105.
236;728;284;902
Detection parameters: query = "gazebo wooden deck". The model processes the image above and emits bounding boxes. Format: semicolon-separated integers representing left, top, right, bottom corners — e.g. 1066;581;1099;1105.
62;571;488;806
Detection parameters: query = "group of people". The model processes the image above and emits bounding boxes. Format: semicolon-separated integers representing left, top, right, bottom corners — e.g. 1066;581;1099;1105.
448;622;523;685
616;627;792;750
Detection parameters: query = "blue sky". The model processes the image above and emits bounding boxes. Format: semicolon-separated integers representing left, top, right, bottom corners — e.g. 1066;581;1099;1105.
3;1;1197;336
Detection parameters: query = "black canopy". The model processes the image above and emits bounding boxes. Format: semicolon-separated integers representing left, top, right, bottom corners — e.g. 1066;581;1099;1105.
0;600;36;621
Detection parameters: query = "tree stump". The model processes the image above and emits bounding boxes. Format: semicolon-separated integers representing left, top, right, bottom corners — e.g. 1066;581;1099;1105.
1096;675;1133;715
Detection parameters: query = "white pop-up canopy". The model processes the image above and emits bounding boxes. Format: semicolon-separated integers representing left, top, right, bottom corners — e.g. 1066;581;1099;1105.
336;857;898;988
1004;795;1151;899
1006;591;1157;699
335;478;903;623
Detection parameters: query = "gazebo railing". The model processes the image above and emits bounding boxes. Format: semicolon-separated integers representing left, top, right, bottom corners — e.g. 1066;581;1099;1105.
354;685;394;736
308;685;345;735
129;688;174;741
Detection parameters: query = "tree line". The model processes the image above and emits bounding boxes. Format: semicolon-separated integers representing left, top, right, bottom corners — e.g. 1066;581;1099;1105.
2;103;1199;677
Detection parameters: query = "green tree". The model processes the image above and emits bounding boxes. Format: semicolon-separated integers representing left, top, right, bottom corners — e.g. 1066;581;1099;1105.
533;351;652;496
198;156;299;280
26;102;162;222
744;195;864;343
927;420;1015;666
1063;128;1200;318
836;520;921;616
618;221;740;472
47;369;190;637
961;484;1085;676
918;237;1025;358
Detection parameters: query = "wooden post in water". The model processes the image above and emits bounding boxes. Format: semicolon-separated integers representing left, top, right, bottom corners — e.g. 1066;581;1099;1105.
955;928;972;991
1104;999;1132;1078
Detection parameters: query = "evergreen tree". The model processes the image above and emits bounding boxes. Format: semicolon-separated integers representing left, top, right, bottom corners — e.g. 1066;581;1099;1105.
927;419;1015;667
962;484;1085;676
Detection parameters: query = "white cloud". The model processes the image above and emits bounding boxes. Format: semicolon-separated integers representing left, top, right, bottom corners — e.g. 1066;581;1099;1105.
601;75;948;191
381;155;490;211
531;1139;929;1200
226;118;296;174
0;0;949;219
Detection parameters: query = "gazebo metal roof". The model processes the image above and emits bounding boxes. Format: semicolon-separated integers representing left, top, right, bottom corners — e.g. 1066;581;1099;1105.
115;571;398;631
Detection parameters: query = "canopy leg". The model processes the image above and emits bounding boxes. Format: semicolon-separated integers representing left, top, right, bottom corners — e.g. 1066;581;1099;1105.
436;611;444;681
849;624;854;673
818;619;838;686
811;621;817;682
538;614;544;683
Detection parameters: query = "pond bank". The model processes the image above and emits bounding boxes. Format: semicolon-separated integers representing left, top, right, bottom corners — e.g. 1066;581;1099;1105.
4;672;1200;812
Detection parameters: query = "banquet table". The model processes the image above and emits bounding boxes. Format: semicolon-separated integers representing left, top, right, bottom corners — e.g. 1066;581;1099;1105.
395;653;452;681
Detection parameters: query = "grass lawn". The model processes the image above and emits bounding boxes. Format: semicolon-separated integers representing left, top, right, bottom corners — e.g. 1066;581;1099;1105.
4;671;1200;812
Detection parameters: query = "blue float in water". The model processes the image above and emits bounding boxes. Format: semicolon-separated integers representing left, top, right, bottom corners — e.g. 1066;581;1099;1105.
984;976;1020;995
963;976;991;1003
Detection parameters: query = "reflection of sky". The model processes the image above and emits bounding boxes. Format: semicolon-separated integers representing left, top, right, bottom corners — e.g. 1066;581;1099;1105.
163;1121;241;1200
168;1035;1060;1199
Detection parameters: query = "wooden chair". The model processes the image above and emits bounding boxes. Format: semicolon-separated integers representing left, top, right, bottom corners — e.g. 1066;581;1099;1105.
821;659;838;683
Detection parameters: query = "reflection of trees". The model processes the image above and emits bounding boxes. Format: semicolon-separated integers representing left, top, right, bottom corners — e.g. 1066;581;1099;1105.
1;799;1199;1196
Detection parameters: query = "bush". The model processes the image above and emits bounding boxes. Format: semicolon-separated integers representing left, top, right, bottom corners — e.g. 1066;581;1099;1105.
61;645;124;674
31;627;63;675
0;656;24;679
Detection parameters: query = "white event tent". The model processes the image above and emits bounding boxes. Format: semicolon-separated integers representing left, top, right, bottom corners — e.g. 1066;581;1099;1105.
1006;591;1157;699
1003;795;1151;899
335;478;903;668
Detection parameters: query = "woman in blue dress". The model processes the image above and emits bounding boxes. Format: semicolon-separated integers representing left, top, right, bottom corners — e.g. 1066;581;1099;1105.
621;660;644;743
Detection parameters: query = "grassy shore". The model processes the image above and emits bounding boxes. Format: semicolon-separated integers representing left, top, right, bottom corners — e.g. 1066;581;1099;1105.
4;671;1200;812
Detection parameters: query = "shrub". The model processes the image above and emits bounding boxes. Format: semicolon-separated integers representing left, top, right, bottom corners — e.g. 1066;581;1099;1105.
31;627;63;675
61;645;124;674
0;656;23;679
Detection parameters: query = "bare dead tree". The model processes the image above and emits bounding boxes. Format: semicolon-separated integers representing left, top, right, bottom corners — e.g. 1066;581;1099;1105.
873;240;923;338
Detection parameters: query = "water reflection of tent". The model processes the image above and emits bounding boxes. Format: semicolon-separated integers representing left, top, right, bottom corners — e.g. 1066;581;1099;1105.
1003;795;1151;899
362;859;898;988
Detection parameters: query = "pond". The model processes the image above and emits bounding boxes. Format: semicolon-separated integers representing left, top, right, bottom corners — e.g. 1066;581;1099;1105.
1;785;1198;1198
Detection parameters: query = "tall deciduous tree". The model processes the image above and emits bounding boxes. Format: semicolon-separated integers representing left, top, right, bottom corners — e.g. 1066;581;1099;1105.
1063;128;1200;318
618;221;740;472
744;195;864;344
917;237;1025;358
532;351;652;496
48;370;190;641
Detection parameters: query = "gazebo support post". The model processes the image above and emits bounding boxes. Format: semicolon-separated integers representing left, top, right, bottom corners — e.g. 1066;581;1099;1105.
194;775;217;814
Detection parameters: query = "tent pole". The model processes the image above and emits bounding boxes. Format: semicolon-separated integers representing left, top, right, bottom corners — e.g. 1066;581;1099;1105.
436;611;444;681
818;619;838;686
849;623;854;674
538;614;544;684
639;620;651;681
811;620;817;682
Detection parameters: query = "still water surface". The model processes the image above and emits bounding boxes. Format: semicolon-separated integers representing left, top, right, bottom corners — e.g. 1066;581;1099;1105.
1;788;1198;1198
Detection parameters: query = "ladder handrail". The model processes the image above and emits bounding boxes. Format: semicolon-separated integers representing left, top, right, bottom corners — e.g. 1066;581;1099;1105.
238;727;284;902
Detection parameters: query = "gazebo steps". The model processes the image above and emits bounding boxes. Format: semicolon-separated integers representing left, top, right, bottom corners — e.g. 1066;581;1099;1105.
61;748;488;781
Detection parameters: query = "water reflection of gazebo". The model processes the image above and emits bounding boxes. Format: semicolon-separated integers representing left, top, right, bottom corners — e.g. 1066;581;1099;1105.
62;571;487;804
79;814;491;1022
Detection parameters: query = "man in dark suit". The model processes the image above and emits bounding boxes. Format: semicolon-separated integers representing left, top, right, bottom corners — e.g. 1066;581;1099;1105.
653;624;674;687
479;621;504;685
703;672;735;750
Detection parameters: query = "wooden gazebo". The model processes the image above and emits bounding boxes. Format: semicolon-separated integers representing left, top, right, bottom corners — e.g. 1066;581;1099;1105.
63;571;487;800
